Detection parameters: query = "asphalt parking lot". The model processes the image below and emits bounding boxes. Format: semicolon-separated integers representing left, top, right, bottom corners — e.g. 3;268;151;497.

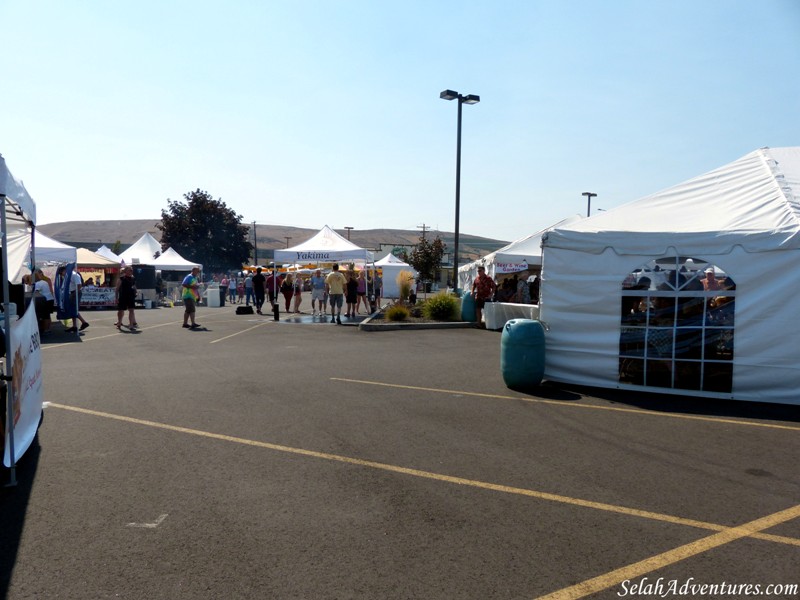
2;305;799;599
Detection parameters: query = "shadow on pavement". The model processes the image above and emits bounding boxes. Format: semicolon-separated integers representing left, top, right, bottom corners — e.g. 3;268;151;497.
0;437;41;598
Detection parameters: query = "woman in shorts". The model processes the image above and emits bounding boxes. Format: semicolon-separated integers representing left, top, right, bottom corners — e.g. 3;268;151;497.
115;266;138;329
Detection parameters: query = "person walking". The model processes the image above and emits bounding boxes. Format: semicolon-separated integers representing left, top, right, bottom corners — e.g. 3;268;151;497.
252;267;266;314
115;266;138;329
325;264;347;324
281;274;295;312
182;266;202;329
33;269;55;334
292;274;304;313
471;265;497;326
310;269;326;316
244;272;254;306
344;271;358;318
228;275;237;304
355;270;369;314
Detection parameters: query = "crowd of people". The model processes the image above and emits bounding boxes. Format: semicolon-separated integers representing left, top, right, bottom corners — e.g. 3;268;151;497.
208;266;383;323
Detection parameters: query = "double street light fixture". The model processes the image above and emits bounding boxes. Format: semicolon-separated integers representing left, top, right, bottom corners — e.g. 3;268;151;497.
582;191;597;217
440;89;480;291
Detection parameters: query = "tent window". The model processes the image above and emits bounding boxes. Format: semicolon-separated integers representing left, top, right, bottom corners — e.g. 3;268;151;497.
619;257;735;393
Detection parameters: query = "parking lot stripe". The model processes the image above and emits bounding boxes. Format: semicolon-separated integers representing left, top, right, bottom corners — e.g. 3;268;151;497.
332;378;800;432
538;503;800;599
209;321;270;344
47;402;800;549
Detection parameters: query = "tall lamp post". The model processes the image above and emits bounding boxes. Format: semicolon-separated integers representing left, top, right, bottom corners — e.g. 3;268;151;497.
440;89;480;292
582;192;597;217
344;226;354;240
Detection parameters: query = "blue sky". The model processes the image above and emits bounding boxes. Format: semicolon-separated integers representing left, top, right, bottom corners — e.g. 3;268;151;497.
2;0;799;242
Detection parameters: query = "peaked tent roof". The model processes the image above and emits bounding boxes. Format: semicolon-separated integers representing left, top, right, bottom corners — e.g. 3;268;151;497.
34;231;78;264
0;155;36;283
118;232;162;265
543;147;800;256
151;247;201;270
274;225;373;263
375;253;411;266
77;248;120;267
95;245;121;261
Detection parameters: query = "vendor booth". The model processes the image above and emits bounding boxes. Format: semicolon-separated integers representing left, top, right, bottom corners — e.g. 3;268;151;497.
76;248;120;308
374;253;415;299
540;146;800;405
0;155;44;479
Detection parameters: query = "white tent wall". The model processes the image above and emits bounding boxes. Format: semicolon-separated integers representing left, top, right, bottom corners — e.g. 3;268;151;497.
34;231;78;264
539;245;800;405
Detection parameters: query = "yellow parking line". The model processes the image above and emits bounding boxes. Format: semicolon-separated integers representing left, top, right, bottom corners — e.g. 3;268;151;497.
539;503;800;599
46;403;800;549
210;321;270;344
332;378;800;432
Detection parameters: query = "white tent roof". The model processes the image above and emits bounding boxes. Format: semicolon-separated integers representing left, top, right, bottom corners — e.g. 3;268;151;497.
544;147;800;256
34;231;77;264
274;225;373;263
0;155;36;283
95;245;121;261
375;253;411;267
151;247;201;270
77;247;120;268
118;232;162;265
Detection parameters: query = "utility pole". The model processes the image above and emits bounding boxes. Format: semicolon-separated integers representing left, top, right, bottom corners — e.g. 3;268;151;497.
253;221;258;265
417;223;428;241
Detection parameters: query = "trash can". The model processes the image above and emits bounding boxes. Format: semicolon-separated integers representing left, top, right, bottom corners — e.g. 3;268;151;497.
206;285;221;308
219;287;226;306
460;290;476;322
501;319;545;390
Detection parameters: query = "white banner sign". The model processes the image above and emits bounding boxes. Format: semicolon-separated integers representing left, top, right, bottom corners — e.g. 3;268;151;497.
80;288;117;307
4;306;44;467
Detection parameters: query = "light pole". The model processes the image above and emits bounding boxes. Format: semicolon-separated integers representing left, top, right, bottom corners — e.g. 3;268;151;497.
582;192;597;217
440;89;480;292
285;236;292;248
344;226;354;240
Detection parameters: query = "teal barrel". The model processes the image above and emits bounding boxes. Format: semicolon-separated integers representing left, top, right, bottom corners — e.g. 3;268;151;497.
460;290;476;322
501;319;546;389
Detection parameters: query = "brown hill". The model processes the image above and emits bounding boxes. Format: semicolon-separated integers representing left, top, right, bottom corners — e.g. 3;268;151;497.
37;220;508;263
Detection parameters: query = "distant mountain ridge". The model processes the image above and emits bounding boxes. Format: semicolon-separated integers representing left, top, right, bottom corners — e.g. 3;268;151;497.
37;220;508;262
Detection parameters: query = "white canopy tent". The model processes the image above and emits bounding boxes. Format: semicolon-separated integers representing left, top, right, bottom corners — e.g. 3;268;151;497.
118;232;162;265
273;225;374;264
152;247;201;270
34;231;78;264
457;215;583;291
375;253;416;299
0;155;43;478
95;245;121;261
540;146;800;405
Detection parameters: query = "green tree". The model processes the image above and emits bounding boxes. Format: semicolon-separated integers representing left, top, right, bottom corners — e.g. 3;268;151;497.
111;240;123;255
407;235;446;283
157;189;252;272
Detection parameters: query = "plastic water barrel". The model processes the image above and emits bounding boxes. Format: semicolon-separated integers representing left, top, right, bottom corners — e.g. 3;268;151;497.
461;290;476;322
501;319;545;390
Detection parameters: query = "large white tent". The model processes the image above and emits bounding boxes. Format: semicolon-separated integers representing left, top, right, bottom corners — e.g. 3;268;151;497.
95;245;121;261
458;215;583;290
0;155;36;284
152;247;201;270
118;232;162;265
539;146;800;405
375;253;416;298
77;247;120;268
274;225;373;264
34;231;78;264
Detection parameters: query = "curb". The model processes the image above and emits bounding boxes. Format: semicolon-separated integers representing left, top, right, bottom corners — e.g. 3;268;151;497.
358;314;476;332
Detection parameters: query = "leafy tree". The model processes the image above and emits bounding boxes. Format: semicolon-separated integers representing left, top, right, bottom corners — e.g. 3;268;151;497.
407;235;446;283
111;240;123;255
157;189;252;272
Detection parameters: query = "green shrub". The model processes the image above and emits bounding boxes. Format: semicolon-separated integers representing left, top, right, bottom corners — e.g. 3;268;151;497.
385;304;410;321
422;291;459;321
